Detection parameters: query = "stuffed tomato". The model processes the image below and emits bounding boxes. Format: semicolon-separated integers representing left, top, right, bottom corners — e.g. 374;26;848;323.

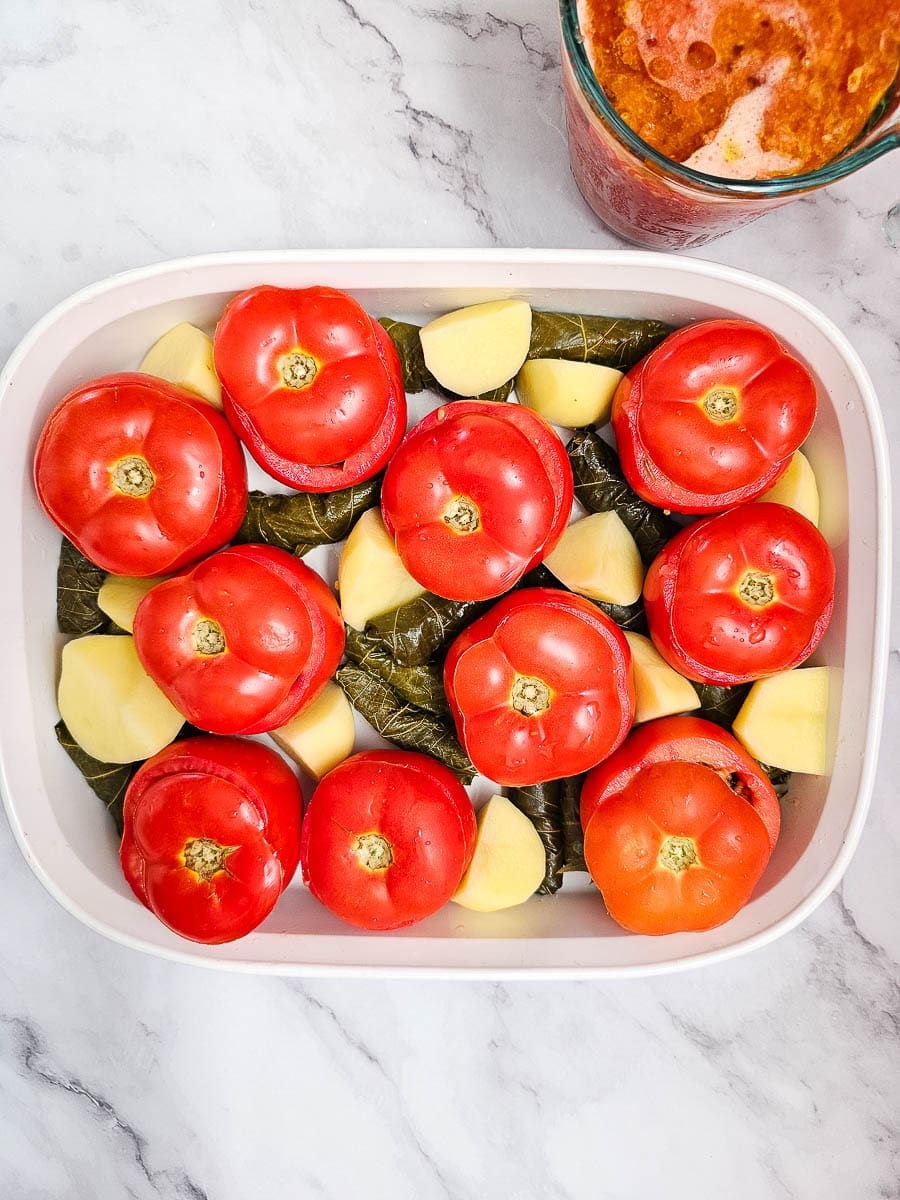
34;373;248;577
611;319;817;514
214;285;406;491
121;736;303;944
133;544;344;735
300;750;477;930
583;760;775;935
580;716;781;935
380;401;573;601
643;502;835;685
444;588;635;786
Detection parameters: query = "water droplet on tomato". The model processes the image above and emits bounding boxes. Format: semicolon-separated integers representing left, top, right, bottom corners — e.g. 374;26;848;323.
749;628;765;644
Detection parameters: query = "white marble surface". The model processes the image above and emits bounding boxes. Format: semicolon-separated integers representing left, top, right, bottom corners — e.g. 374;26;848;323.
1;2;899;1196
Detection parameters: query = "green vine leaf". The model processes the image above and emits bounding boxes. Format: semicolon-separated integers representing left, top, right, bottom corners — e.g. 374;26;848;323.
567;430;680;564
233;477;381;556
54;720;136;835
336;662;474;782
343;626;449;714
528;310;673;369
57;538;110;635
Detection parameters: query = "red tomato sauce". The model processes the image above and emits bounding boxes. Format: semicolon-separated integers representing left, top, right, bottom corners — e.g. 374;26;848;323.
578;0;900;177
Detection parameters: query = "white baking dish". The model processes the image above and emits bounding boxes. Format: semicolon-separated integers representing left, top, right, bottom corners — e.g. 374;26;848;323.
0;250;890;977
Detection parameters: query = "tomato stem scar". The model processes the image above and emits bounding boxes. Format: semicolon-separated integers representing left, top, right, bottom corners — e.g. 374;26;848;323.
353;832;394;872
443;495;481;534
511;674;551;717
738;570;776;607
182;837;236;881
111;455;155;497
659;835;698;873
281;351;318;388
702;386;739;423
192;617;226;656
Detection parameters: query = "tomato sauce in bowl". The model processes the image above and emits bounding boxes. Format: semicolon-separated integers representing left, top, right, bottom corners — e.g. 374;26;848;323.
560;0;900;245
578;0;900;179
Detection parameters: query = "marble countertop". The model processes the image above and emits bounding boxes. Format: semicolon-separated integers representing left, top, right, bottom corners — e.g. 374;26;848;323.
1;3;898;1196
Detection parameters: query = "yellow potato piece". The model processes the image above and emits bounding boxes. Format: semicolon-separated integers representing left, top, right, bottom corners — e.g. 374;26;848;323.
452;794;546;912
755;451;820;526
542;511;644;605
58;635;185;764
624;632;701;723
139;322;222;409
732;666;831;774
516;358;622;427
98;574;168;633
269;681;355;780
420;299;532;396
338;508;426;630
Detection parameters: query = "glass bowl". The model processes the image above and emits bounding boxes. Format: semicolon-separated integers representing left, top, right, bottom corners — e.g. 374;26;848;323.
560;0;900;248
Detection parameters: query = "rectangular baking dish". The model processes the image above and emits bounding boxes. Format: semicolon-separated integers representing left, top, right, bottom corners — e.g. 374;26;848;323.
0;250;890;977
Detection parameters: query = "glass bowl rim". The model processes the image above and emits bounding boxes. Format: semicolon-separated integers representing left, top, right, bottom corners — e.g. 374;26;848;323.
559;0;900;196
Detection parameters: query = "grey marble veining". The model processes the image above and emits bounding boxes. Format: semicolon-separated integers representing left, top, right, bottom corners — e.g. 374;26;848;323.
1;2;898;1196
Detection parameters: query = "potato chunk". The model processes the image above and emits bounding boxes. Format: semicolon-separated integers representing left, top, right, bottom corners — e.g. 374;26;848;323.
731;666;831;774
98;574;167;633
755;450;820;526
452;794;546;912
624;632;701;723
542;511;644;605
139;322;222;409
420;299;532;396
58;635;184;763
338;508;426;630
516;358;622;427
269;681;355;780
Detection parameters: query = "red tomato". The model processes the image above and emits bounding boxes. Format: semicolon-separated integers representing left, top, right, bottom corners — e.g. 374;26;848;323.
444;588;635;786
583;759;774;934
33;373;248;576
133;544;344;735
580;714;780;847
380;401;574;601
120;736;302;944
300;750;477;930
214;285;406;492
611;320;817;513
644;502;835;685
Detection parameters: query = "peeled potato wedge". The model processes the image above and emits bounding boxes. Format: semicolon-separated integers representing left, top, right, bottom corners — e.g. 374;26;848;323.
269;681;355;780
624;632;701;723
731;666;831;774
139;322;222;409
542;511;644;605
338;508;426;630
516;358;623;427
452;794;546;912
755;450;820;526
58;635;185;764
98;574;167;633
420;299;532;396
